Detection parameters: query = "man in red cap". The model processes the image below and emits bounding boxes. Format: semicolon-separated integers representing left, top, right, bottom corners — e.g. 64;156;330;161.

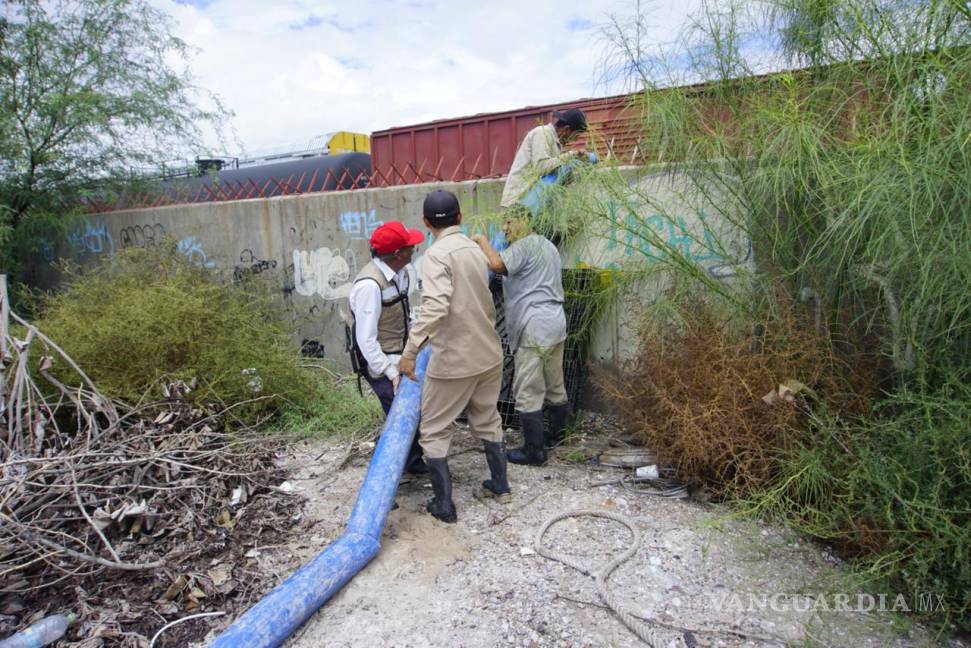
348;220;426;473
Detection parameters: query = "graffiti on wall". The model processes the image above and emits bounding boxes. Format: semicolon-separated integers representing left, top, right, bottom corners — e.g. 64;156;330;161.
66;219;114;258
604;202;750;279
176;236;215;267
119;223;166;248
706;240;752;279
607;206;718;262
300;339;326;358
340;209;383;241
233;249;279;282
291;247;354;300
289;220;318;243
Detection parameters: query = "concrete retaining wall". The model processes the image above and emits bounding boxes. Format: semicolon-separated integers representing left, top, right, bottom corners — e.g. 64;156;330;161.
37;169;751;376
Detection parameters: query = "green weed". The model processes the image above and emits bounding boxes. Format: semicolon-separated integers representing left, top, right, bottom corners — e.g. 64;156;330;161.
31;244;316;420
274;372;383;440
748;378;971;627
560;448;587;463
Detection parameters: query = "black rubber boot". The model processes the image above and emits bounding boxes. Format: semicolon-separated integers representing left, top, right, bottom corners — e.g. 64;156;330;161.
506;410;547;466
425;457;457;523
404;436;428;475
481;440;511;502
545;401;571;449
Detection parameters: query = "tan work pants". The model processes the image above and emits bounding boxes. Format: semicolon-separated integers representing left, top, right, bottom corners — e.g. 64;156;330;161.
419;366;503;459
513;341;568;413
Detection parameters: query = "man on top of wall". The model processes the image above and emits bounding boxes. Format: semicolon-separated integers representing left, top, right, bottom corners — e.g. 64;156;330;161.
499;107;588;209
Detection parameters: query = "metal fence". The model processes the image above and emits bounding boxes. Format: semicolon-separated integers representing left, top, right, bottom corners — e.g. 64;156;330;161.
82;161;504;213
80;166;372;213
494;268;599;429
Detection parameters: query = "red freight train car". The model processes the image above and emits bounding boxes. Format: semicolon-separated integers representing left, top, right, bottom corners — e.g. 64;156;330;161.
369;93;641;187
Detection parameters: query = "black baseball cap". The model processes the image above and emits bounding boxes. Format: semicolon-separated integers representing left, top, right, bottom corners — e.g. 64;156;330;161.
423;189;460;221
553;107;587;132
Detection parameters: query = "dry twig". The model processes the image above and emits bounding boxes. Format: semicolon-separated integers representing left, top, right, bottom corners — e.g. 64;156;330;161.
0;274;289;643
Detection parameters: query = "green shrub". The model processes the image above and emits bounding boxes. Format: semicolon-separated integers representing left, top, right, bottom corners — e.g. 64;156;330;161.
752;377;971;627
32;244;315;418
597;0;971;630
276;373;383;439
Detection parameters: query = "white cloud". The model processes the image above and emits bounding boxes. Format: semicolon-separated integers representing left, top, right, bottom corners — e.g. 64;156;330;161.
157;0;700;154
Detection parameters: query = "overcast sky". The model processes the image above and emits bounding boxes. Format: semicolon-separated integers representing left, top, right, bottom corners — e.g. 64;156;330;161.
159;0;701;157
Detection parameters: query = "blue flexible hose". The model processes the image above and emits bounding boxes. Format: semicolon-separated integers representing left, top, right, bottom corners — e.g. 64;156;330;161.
519;152;598;217
208;347;431;648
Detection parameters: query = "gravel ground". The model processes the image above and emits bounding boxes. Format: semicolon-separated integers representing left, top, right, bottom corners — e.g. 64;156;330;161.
201;414;959;648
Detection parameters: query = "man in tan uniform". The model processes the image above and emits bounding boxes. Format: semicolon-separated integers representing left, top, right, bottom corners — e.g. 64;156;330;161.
398;190;510;523
499;107;588;209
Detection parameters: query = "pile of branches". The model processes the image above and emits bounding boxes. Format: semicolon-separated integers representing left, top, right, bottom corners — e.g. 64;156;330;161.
0;278;294;645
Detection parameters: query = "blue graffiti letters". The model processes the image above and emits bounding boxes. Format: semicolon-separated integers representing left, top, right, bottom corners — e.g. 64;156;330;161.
340;209;383;241
66;219;114;258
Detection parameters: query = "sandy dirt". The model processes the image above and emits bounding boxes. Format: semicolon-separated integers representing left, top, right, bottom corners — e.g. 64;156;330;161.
199;416;957;648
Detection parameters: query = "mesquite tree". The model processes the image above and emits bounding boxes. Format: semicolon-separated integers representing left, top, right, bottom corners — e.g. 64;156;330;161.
0;0;228;269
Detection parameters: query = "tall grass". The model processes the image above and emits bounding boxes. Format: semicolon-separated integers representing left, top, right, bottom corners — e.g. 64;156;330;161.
595;0;971;628
628;0;971;386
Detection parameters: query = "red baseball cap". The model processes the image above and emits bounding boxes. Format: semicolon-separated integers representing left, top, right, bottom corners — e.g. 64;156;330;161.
369;220;425;254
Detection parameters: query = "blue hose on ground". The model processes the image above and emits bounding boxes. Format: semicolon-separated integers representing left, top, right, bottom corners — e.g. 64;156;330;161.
209;347;431;648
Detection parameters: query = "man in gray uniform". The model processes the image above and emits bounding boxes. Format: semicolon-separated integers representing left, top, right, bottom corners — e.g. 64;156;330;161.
472;214;569;466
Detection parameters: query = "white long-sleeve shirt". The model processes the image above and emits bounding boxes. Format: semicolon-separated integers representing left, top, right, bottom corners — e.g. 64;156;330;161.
499;123;573;207
348;258;411;381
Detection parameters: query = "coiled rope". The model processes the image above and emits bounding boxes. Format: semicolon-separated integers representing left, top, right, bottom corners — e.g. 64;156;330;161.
534;510;693;647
